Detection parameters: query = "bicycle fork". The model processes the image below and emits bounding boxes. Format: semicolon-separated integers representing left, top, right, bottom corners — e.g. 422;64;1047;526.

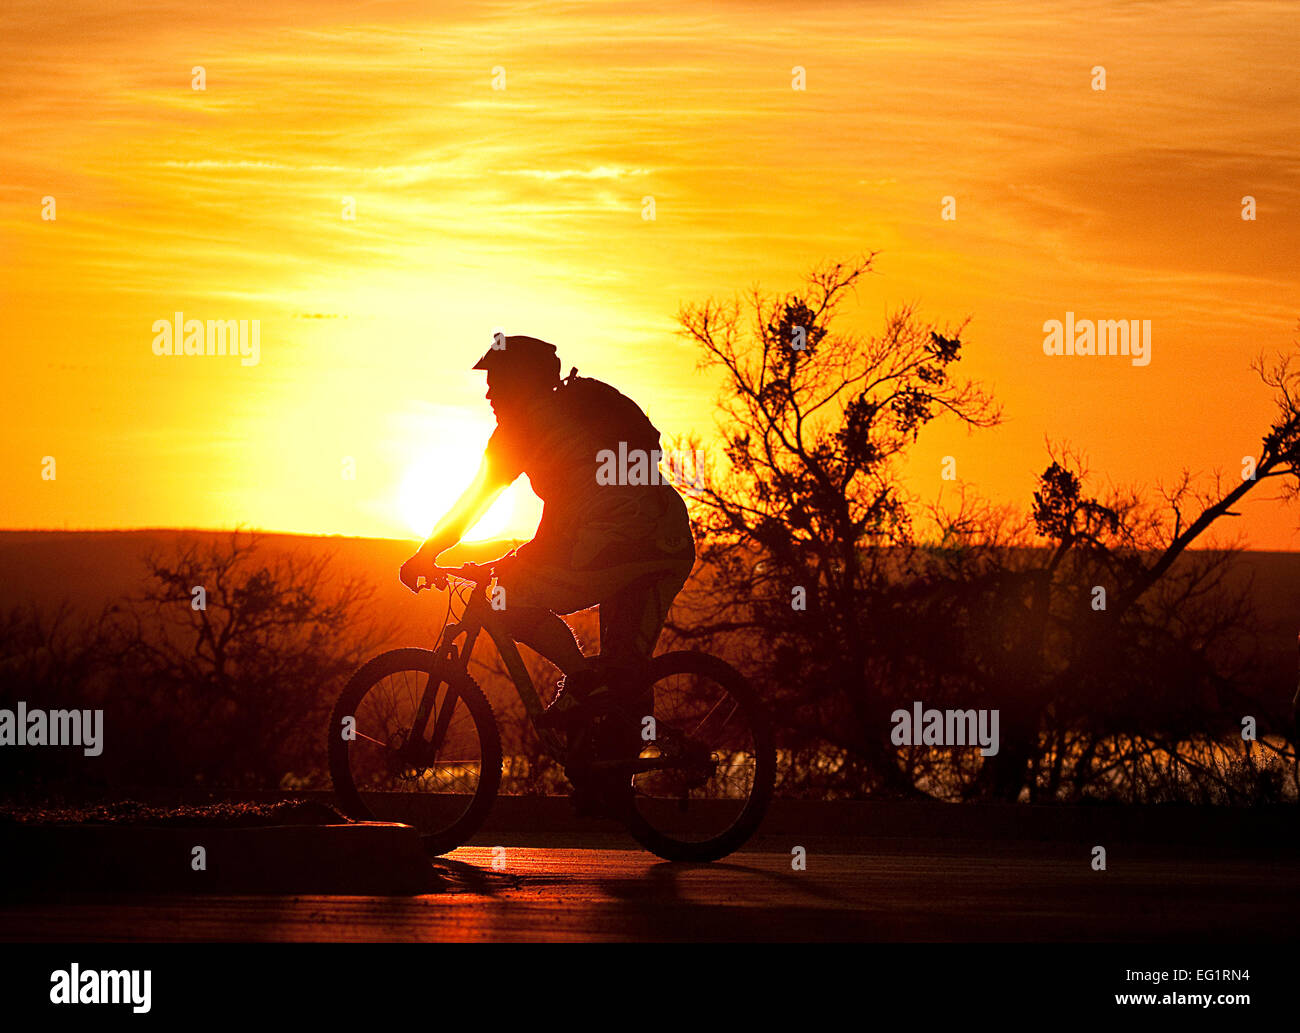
398;638;464;773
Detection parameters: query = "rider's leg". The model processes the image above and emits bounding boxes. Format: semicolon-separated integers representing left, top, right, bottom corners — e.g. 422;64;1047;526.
594;565;693;758
511;549;692;726
600;562;690;672
599;582;656;680
496;606;591;677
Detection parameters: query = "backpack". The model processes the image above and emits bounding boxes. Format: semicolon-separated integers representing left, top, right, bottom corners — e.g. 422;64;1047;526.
558;368;662;456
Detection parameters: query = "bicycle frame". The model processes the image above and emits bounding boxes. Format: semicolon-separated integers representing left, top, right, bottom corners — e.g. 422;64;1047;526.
407;575;567;766
401;566;681;780
359;565;773;862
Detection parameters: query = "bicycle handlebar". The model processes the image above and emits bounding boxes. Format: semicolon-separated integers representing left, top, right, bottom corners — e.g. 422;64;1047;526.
412;562;495;592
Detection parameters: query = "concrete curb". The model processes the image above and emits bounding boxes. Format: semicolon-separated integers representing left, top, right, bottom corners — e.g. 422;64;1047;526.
232;792;1300;848
0;822;437;895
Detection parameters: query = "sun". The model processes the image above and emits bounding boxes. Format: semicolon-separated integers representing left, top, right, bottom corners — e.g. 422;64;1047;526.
397;453;515;542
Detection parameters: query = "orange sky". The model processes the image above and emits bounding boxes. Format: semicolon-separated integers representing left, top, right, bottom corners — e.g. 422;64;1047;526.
3;0;1298;548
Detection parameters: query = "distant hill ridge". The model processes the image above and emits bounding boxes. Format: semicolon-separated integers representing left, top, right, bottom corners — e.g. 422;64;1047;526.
0;528;526;648
2;529;1298;689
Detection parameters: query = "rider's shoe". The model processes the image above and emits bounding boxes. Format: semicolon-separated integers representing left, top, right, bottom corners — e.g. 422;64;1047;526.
537;666;616;729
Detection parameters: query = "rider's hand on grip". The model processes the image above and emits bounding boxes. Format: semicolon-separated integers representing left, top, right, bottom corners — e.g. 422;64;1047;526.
400;556;440;593
398;560;421;593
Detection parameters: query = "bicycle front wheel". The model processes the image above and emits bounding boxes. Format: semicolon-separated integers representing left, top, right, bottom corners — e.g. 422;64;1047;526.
619;650;775;862
328;648;502;856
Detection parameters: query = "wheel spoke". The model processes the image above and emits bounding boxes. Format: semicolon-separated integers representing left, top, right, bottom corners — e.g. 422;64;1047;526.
329;655;502;854
625;655;774;859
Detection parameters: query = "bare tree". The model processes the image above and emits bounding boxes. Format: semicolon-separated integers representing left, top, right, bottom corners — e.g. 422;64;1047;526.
668;256;1000;796
671;260;1300;803
113;531;391;788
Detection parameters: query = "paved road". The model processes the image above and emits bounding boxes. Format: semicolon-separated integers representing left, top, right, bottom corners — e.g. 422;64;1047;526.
5;841;1296;941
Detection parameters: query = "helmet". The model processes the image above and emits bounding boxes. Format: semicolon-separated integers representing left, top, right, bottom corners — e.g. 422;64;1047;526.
472;334;561;381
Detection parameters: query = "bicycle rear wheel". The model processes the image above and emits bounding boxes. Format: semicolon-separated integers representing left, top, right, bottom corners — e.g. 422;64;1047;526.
617;650;775;862
328;648;502;856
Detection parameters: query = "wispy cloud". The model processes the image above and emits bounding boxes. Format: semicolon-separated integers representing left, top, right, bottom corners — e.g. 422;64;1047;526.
3;0;1298;545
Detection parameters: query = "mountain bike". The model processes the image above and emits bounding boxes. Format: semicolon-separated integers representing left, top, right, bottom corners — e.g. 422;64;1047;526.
328;562;775;862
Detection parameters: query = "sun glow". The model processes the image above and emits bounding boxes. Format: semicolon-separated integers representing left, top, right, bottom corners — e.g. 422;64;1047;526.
398;452;515;542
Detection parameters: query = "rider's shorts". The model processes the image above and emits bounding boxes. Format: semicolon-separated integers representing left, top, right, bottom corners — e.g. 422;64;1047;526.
496;484;695;660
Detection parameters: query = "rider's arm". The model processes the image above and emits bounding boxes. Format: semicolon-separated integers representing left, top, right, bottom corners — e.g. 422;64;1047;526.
412;453;514;564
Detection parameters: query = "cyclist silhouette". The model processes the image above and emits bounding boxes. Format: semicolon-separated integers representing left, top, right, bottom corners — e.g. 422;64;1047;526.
400;334;696;727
